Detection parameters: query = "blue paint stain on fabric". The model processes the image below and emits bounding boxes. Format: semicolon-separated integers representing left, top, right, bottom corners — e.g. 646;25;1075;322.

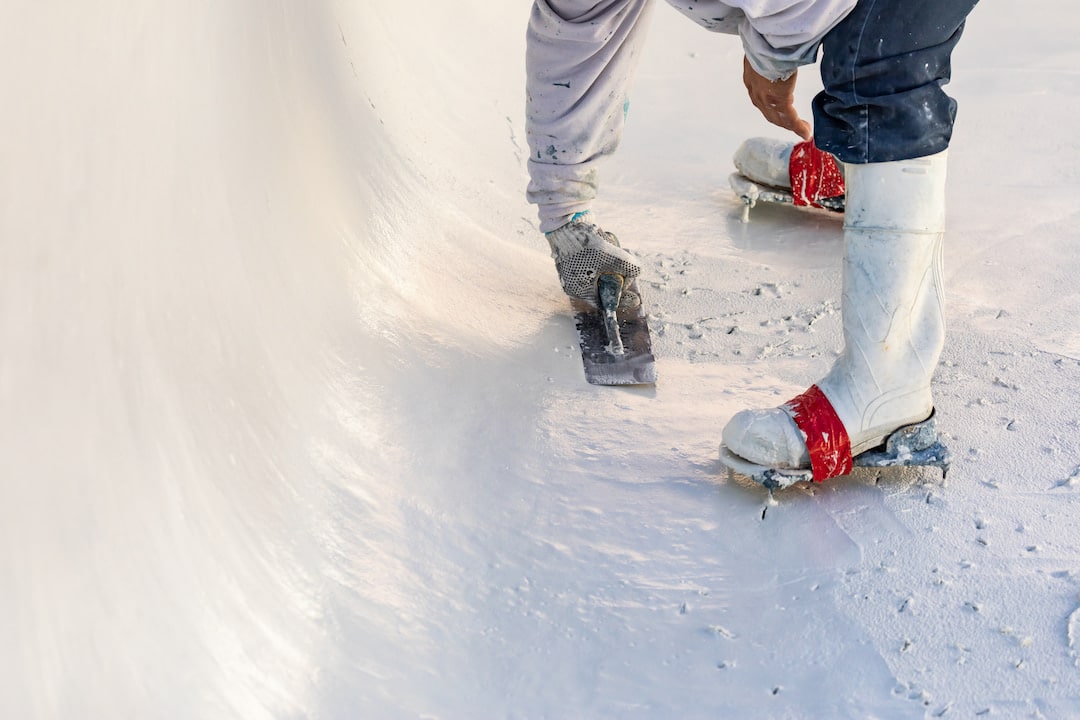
570;210;591;223
623;98;630;120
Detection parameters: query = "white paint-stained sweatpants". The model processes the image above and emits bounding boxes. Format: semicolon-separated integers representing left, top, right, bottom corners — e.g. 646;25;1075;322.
525;0;743;233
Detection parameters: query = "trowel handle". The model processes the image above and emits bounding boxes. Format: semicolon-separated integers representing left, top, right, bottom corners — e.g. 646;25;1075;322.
598;273;625;356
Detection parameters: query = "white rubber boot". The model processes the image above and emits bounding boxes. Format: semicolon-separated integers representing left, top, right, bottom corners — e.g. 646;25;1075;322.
722;151;948;475
733;137;847;189
732;137;796;188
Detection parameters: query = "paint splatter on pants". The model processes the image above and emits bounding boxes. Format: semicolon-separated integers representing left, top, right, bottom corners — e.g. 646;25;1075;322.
525;0;979;232
813;0;980;164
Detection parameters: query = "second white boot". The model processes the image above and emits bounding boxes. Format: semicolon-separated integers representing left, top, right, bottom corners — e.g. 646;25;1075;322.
721;151;949;480
731;138;846;214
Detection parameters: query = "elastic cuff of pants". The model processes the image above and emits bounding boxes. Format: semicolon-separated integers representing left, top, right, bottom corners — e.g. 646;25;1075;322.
538;205;592;234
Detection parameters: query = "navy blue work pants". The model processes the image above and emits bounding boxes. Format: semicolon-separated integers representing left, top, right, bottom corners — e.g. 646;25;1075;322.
814;0;981;163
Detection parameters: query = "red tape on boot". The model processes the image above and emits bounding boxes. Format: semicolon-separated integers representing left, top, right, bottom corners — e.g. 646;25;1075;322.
784;385;853;481
788;141;845;209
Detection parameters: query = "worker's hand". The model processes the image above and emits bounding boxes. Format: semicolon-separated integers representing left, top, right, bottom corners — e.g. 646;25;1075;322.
742;56;812;141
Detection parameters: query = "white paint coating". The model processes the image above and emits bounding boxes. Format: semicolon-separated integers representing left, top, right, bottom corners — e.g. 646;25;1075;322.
2;2;1079;718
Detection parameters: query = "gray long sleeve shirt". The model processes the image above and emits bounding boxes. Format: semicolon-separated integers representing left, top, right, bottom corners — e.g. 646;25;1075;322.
669;0;857;79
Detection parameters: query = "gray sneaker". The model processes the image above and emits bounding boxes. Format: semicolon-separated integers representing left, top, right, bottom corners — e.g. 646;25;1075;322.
545;215;641;309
